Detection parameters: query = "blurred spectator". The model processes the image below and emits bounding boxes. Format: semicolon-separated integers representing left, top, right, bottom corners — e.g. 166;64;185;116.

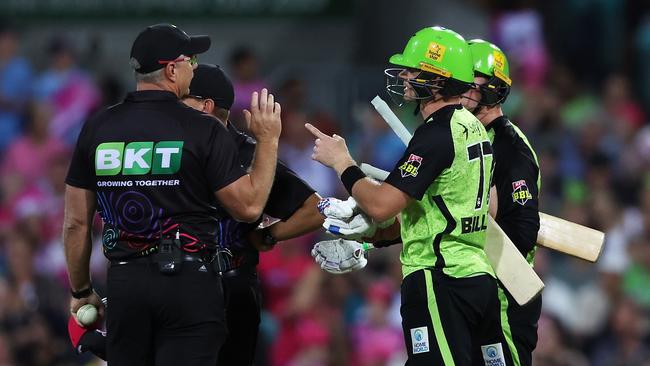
491;8;548;89
33;36;100;145
351;279;405;366
1;231;71;365
622;231;650;308
0;23;33;154
279;108;341;197
229;46;268;129
1;102;65;186
590;298;650;366
533;313;589;366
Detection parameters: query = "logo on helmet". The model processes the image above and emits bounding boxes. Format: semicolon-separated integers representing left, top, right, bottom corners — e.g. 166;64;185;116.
426;42;446;62
493;51;505;71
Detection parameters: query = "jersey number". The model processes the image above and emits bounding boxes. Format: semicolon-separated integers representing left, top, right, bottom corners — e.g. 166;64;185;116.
467;141;493;209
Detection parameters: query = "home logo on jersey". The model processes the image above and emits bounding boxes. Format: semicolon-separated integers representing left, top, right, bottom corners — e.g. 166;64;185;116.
481;343;506;366
399;154;422;178
511;179;532;205
96;141;183;176
410;327;429;354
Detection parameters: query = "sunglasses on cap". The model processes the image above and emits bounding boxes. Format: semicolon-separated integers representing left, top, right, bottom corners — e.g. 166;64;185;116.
158;54;198;67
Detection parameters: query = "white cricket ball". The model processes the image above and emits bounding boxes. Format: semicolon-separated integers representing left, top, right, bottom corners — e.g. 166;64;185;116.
76;304;98;326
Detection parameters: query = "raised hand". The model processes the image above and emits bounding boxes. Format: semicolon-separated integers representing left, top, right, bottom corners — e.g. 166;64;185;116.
244;88;282;143
304;123;355;175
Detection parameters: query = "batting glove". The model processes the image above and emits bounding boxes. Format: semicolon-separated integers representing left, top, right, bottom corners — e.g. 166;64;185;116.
317;196;358;220
311;239;373;274
323;212;377;240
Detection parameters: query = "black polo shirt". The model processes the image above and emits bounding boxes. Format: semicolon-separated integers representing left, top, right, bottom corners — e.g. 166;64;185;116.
66;90;246;260
218;123;316;268
487;116;540;260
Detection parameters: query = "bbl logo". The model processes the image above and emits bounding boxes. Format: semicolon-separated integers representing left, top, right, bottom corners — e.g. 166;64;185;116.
95;141;183;176
512;179;532;205
399;154;423;178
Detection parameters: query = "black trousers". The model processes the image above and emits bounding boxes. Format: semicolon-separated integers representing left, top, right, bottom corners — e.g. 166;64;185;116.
217;268;262;366
499;282;542;366
400;269;515;366
106;261;227;366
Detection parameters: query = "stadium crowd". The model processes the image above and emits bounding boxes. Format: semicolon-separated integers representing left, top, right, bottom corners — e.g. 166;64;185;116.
1;4;650;365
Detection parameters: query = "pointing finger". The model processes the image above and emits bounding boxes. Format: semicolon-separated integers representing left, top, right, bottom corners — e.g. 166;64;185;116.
305;123;328;139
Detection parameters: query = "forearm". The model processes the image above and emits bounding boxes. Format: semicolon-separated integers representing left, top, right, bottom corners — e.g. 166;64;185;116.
351;178;405;222
246;140;279;213
63;186;96;291
64;223;93;291
270;194;323;241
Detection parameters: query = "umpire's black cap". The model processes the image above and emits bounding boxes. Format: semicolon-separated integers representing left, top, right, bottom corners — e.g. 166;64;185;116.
189;64;234;110
130;24;210;74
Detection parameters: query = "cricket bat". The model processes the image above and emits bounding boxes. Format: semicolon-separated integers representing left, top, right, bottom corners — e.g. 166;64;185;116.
369;95;605;262
485;215;544;304
370;95;542;305
537;213;604;262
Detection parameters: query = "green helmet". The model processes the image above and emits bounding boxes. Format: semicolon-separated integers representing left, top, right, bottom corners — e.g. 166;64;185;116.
467;39;511;105
389;26;474;84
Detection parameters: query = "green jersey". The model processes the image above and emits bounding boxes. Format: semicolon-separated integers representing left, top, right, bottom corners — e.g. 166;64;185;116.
486;116;541;265
385;105;494;279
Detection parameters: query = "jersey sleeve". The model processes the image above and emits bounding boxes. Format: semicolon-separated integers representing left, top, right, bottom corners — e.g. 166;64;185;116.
205;123;247;192
494;149;540;256
65;120;95;190
264;161;316;220
384;121;454;200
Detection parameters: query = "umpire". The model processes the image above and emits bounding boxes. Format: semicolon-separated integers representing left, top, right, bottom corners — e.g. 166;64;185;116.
182;64;323;365
63;24;281;366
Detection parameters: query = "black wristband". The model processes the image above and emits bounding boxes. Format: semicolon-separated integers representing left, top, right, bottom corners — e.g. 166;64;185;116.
340;165;366;195
374;237;402;248
262;227;278;247
71;285;93;299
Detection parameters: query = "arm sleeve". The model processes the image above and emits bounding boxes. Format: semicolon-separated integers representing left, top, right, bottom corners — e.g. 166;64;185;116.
384;121;454;200
205;123;247;192
494;149;540;256
65;120;94;190
263;161;316;220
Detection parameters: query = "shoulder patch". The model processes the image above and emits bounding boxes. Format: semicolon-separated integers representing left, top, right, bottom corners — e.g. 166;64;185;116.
512;179;532;205
399;154;423;178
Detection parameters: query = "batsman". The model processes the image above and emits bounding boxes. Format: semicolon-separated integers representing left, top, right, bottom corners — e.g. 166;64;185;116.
306;27;515;365
462;39;542;366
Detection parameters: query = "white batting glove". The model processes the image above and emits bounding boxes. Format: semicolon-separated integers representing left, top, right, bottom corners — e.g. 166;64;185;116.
311;239;374;274
317;196;358;220
323;213;377;240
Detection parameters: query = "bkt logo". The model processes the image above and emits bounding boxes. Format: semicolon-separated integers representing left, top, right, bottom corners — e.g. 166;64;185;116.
95;141;184;175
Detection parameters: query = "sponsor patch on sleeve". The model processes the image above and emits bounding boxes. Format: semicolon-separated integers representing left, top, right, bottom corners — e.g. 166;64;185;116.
511;179;532;205
481;343;506;366
410;326;430;354
399;154;422;178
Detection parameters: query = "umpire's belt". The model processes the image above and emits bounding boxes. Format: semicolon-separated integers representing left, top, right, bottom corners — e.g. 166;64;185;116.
110;254;205;267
